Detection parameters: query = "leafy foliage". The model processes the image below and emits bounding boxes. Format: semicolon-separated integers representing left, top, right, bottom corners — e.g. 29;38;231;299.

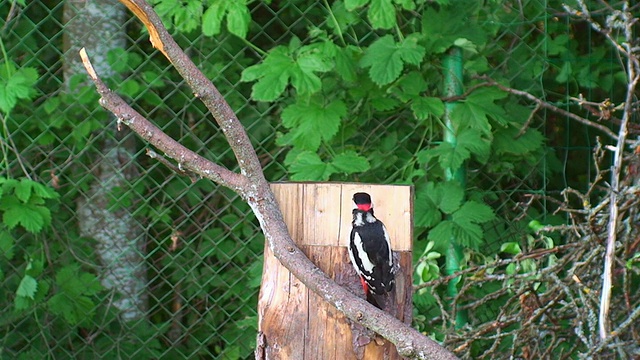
0;177;59;233
279;98;346;151
241;38;333;101
0;62;38;114
6;0;630;358
360;35;426;85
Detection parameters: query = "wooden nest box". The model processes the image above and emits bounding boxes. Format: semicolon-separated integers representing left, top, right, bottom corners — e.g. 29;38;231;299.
257;183;413;359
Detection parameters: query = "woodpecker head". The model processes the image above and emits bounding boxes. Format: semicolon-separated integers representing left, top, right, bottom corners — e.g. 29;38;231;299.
353;192;373;212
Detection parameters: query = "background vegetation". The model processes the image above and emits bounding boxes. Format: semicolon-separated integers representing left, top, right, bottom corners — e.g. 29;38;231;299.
1;0;639;358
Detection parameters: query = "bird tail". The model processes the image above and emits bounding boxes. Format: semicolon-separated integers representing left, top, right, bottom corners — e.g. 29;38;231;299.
366;291;382;309
359;276;383;309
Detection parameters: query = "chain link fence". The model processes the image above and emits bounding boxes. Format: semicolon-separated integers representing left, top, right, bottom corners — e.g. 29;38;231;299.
2;0;636;359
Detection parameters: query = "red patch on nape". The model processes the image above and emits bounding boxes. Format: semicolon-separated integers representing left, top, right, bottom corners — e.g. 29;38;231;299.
356;204;372;212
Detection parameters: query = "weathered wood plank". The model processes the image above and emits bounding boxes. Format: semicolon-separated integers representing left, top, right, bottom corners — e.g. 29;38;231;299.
258;183;413;359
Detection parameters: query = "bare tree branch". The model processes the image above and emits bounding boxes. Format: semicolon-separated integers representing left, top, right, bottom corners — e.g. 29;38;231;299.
592;1;640;340
78;1;459;358
562;0;640;340
475;75;620;140
119;0;263;180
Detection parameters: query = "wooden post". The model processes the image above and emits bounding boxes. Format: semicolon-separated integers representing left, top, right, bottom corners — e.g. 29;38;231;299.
257;183;413;359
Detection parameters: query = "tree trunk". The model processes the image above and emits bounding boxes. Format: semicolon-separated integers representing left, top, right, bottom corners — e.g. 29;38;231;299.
63;0;147;322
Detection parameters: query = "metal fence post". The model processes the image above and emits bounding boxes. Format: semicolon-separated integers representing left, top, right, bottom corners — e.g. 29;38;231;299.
443;46;467;328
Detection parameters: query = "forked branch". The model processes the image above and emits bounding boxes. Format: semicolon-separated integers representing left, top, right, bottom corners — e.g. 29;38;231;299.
79;0;458;359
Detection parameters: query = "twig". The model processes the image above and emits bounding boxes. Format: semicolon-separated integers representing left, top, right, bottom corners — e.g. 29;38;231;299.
516;103;541;138
590;304;640;355
146;149;199;183
475;75;619;140
596;1;640;340
440;81;494;102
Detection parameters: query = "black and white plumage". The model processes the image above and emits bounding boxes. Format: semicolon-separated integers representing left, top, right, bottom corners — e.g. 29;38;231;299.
348;192;395;308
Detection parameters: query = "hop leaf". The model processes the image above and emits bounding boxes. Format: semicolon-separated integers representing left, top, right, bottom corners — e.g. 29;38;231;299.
241;47;293;101
203;0;250;38
360;35;426;86
0;64;38;114
16;275;38;300
287;151;331;181
418;127;490;170
279;99;346;151
453;87;508;134
330;151;370;174
241;42;332;101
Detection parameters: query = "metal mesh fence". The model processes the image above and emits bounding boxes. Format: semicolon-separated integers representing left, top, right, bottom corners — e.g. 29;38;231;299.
1;0;636;359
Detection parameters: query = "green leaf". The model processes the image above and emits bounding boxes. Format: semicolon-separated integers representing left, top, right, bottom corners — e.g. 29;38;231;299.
142;71;165;88
426;199;494;248
394;71;428;98
345;0;369;11
120;79;142;98
493;126;544;156
368;0;396;29
453;38;478;54
360;35;426;85
372;97;401;111
427;220;455;243
546;34;569;56
437;182;464;214
418;127;490;170
14;178;33;203
16;275;38;300
242;43;331;101
279;99;345;151
421;4;486;54
291;47;332;96
453;87;508;133
175;1;202;33
412;97;445;120
555;61;571;83
56;265;102;297
395;0;415;11
457;127;491;164
0;230;14;260
528;220;544;233
152;0;202;33
48;293;95;325
0;65;38;114
453;200;495;225
500;242;522;255
334;45;360;82
202;2;227;36
241;47;292;101
437;219;483;248
418;142;457;170
30;181;59;200
226;0;250;38
42;97;61;115
330;151;370;174
328;2;361;37
414;183;441;228
287;151;331;181
0;178;17;195
397;35;427;66
47;265;101;324
106;48;129;73
1;197;51;233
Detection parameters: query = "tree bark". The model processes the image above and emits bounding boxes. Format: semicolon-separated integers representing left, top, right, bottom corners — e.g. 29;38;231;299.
64;0;147;322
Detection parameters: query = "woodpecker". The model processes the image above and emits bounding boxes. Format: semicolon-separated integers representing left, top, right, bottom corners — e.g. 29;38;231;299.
348;192;395;309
